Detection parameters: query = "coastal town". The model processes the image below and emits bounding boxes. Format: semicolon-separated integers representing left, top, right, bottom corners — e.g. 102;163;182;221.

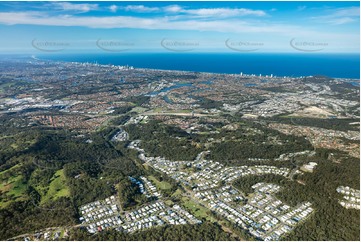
0;59;358;157
0;0;360;240
0;57;359;241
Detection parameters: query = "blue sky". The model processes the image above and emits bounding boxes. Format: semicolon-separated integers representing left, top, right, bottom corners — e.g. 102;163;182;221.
0;1;359;53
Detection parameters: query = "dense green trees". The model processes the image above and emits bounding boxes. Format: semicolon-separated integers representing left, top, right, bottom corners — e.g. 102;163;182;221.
122;95;150;106
125;121;201;161
0;124;143;239
264;116;359;131
117;179;145;209
70;222;235;241
233;149;360;241
109;115;130;126
112;106;133;115
280;151;360;241
0;109;359;241
0;198;77;240
198;97;223;109
208;123;313;162
209;140;309;161
233;174;287;194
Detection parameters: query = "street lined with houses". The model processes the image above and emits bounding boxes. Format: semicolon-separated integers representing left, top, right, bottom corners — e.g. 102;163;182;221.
78;176;201;235
336;186;360;210
127;140;316;241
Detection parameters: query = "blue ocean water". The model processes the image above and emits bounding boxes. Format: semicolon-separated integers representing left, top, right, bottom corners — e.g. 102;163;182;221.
38;53;360;79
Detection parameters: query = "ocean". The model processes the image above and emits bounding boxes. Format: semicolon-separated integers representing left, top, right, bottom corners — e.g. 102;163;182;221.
37;53;360;79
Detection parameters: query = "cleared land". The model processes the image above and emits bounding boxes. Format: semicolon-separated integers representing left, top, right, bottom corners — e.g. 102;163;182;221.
0;173;28;208
41;169;70;204
147;175;172;190
290;106;335;118
181;196;216;222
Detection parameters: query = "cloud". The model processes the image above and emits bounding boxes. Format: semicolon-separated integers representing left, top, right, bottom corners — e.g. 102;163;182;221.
106;4;266;18
163;5;183;13
311;6;360;25
52;2;98;13
184;8;266;17
124;5;160;12
161;5;266;17
0;11;251;31
332;6;360;17
0;10;345;38
327;17;355;25
109;5;118;13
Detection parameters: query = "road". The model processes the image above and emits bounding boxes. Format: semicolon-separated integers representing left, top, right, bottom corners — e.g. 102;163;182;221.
8;224;86;241
182;187;243;240
287;158;299;181
144;111;215;117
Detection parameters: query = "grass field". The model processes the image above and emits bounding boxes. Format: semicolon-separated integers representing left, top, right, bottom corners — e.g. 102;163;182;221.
0;135;15;140
151;109;192;114
0;174;28;208
164;199;174;207
142;163;151;171
41;169;70;204
153;107;163;113
181;196;216;222
2;175;27;197
148;175;172;190
171;188;183;197
0;164;21;176
131;106;148;113
171;109;192;113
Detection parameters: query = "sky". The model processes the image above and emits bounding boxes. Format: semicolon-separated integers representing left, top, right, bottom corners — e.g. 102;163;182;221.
0;1;359;53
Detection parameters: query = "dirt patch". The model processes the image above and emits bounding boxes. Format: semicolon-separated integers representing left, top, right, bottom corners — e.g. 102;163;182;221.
0;183;12;192
297;180;306;186
290;106;335;118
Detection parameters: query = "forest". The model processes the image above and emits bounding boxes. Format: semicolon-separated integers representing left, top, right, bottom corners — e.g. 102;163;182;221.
70;222;236;241
264;115;359;132
0;112;359;241
0;118;143;239
208;121;313;162
233;149;360;241
124;120;201;161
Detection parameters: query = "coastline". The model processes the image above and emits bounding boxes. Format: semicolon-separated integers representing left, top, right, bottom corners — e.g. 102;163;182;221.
27;54;361;82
